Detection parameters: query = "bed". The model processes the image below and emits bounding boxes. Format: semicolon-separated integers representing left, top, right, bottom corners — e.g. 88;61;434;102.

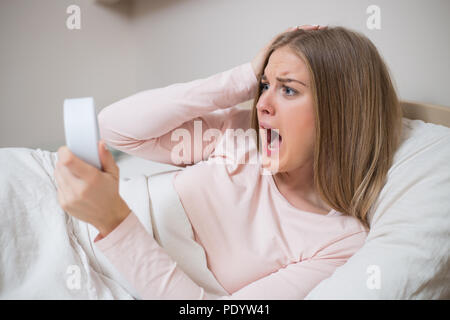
0;100;449;299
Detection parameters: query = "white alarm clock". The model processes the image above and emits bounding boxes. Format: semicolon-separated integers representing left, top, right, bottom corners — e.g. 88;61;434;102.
63;97;103;171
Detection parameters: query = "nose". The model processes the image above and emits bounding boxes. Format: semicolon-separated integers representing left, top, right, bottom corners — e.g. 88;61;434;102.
256;91;275;117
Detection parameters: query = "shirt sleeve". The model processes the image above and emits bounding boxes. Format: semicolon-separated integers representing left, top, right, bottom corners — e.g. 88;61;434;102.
97;63;258;167
224;230;368;299
94;212;368;300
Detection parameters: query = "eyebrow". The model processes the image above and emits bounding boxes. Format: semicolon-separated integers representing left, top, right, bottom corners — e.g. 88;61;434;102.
261;75;307;87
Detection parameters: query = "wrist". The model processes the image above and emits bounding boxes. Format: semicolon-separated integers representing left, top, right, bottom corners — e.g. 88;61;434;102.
97;201;131;237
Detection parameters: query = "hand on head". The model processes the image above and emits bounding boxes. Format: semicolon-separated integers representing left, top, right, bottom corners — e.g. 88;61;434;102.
251;24;327;77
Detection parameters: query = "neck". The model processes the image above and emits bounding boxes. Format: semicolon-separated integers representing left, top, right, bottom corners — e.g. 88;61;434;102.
273;158;331;212
274;158;315;195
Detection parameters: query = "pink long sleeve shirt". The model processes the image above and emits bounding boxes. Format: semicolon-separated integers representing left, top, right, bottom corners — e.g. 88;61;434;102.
95;62;369;299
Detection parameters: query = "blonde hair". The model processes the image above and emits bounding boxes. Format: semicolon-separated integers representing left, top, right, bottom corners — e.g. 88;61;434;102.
250;27;403;228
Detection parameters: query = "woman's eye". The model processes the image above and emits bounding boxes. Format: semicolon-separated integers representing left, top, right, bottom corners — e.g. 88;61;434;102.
260;82;269;91
260;82;297;96
282;86;297;96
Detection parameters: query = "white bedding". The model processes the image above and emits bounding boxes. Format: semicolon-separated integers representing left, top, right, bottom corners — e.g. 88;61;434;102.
0;147;136;299
1;117;449;299
0;147;226;299
305;118;450;299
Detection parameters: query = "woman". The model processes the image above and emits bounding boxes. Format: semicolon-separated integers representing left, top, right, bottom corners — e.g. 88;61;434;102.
54;25;403;299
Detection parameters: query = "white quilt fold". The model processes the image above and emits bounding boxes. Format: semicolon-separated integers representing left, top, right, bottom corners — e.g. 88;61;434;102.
0;147;227;299
0;147;134;299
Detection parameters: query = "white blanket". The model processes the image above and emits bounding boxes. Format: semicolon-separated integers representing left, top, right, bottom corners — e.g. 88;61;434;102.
0;147;227;299
0;147;138;299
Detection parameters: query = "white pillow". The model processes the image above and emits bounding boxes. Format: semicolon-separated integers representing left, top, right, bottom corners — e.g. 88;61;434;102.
305;118;450;299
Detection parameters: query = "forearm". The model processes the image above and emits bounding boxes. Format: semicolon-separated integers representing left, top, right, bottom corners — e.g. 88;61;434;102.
98;63;257;149
94;211;221;299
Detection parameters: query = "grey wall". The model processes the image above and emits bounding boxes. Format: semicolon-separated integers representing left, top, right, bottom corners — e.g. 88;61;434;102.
1;0;449;151
0;0;136;151
132;0;450;103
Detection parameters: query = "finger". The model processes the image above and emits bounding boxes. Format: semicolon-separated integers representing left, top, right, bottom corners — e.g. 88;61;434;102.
57;146;97;180
298;24;320;30
290;25;323;32
60;162;84;190
57;162;85;202
98;140;118;178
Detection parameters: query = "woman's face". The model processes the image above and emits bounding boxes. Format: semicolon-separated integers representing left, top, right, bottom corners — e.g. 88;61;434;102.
256;46;316;173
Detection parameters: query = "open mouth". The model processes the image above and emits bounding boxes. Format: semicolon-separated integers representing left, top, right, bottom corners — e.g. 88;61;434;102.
267;128;282;150
259;125;282;156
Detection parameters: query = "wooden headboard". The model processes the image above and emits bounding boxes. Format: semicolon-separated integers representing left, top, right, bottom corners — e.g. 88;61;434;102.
401;101;450;128
238;100;450;128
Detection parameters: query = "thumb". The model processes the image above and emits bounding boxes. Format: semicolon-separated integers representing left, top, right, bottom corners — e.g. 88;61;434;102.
99;140;119;178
